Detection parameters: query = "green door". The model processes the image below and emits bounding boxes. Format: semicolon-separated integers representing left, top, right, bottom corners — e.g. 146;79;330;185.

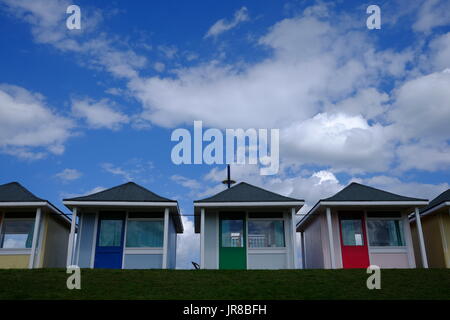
219;212;246;269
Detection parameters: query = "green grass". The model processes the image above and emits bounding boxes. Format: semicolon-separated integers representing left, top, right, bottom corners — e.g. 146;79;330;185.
0;268;449;300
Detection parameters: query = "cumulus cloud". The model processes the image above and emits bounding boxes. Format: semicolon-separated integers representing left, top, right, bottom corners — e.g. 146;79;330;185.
0;84;73;158
3;0;450;176
389;69;450;142
281;113;392;172
396;142;450;172
204;7;249;39
72;98;129;130
127;6;418;172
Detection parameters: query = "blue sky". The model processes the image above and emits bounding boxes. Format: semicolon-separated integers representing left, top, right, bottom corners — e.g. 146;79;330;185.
1;0;450;268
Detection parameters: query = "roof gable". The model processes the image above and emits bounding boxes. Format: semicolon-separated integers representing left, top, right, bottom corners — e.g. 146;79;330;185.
420;189;450;213
323;182;427;202
0;182;44;202
194;182;303;203
64;182;176;202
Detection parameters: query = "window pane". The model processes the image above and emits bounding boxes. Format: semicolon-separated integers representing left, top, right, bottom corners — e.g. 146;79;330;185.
0;220;35;249
221;219;244;247
248;220;285;248
341;219;364;246
128;212;164;219
248;213;283;219
126;220;164;247
98;220;123;247
368;220;405;246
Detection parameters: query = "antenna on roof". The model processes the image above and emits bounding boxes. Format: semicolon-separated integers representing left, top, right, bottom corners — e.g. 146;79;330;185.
222;164;236;189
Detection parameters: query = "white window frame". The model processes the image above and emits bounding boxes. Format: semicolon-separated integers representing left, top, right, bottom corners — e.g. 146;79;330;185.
247;216;286;249
124;217;164;250
0;217;35;252
366;214;406;249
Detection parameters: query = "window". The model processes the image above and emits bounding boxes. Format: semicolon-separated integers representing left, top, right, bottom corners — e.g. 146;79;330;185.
221;219;244;247
98;219;123;247
126;220;164;248
248;220;285;248
248;213;283;219
340;219;364;246
0;219;35;249
367;219;405;246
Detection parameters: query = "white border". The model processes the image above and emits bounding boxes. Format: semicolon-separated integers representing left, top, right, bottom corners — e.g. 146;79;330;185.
90;212;98;268
162;208;169;269
411;201;450;220
195;201;304;207
64;201;177;207
121;211;128;269
200;208;205;269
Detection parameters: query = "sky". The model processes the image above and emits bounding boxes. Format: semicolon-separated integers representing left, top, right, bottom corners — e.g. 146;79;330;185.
0;0;450;269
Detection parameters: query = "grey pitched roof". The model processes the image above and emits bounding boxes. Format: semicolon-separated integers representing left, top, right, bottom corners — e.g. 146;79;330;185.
0;182;71;225
322;182;427;202
297;182;428;231
64;182;183;233
194;182;303;203
194;182;303;233
0;182;45;202
64;182;177;202
420;189;450;214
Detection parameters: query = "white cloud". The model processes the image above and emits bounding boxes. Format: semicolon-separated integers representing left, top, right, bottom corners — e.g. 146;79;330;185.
1;0;146;79
157;45;177;59
1;147;46;161
127;7;414;172
72;98;129;130
396;142;450;172
4;0;450;175
101;163;133;181
171;175;202;190
100;159;155;183
413;0;450;33
0;84;73;158
325;88;389;120
55;168;82;182
281;113;392;172
153;62;165;72
389;69;450;142
204;7;249;39
429;32;450;71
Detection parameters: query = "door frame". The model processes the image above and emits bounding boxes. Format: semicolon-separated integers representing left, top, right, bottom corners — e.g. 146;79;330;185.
94;211;126;269
219;211;247;270
338;211;370;269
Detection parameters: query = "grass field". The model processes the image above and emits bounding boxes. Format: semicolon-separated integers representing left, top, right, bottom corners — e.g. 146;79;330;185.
0;268;449;300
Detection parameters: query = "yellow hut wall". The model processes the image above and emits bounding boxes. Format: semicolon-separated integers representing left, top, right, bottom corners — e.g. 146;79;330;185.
411;211;448;268
0;255;30;268
440;212;450;267
41;213;69;267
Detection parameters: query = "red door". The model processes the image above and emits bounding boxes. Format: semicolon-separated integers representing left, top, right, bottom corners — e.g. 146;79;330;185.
339;212;370;268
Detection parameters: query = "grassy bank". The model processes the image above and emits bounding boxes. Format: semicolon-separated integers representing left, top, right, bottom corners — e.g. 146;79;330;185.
0;268;449;300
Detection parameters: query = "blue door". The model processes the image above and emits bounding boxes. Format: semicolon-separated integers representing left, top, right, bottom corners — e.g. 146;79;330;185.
94;213;125;269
